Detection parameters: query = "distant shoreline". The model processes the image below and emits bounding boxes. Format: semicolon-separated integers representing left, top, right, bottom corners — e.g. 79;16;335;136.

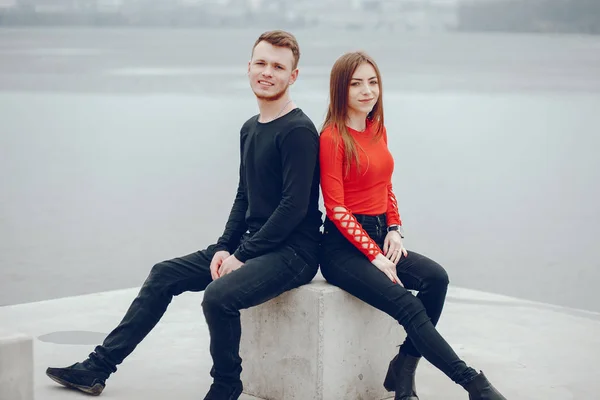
1;0;599;36
0;24;598;38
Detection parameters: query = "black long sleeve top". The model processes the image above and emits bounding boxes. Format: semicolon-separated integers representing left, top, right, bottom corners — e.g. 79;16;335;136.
215;108;322;267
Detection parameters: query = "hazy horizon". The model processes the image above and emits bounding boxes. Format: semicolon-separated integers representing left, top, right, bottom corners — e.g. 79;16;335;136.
1;27;599;314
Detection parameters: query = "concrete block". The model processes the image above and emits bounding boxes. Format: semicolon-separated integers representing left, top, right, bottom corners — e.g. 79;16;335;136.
0;333;34;400
240;275;406;400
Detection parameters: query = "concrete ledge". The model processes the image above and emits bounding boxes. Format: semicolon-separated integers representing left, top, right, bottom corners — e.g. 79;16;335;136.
0;333;34;400
240;275;405;400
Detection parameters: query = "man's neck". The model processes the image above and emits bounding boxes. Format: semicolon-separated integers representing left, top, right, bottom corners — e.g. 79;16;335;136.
346;111;368;132
257;95;295;123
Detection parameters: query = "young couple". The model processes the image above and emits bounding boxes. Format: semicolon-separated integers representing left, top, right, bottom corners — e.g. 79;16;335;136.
46;30;507;400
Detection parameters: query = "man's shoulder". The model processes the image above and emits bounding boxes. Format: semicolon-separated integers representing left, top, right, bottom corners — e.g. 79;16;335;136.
279;108;319;137
240;114;260;134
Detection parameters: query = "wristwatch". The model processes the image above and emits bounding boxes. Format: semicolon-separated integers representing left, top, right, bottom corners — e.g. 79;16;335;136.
387;224;404;238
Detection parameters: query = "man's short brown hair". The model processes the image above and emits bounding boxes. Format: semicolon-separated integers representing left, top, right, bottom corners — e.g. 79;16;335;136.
252;30;300;70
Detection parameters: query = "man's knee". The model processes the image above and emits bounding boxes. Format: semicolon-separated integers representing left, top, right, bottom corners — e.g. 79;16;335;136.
147;261;170;282
202;281;231;314
140;262;163;287
143;261;178;293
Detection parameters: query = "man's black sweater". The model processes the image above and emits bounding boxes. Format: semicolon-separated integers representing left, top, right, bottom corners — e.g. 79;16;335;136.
215;108;323;267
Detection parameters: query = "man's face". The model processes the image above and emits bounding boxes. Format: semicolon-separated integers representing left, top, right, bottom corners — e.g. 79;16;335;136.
248;41;298;101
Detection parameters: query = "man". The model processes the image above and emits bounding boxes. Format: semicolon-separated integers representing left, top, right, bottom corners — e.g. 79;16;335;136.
46;30;323;400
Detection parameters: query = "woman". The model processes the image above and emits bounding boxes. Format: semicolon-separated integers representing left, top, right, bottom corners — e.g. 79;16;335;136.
318;51;507;400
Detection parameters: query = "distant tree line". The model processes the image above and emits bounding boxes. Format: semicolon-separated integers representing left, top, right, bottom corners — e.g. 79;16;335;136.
458;0;600;34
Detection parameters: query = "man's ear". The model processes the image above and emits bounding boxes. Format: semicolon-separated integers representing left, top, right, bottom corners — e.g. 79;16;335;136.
289;68;299;85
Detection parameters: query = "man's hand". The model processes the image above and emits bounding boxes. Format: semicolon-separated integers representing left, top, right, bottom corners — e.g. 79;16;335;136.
383;231;407;264
210;250;230;280
218;254;244;277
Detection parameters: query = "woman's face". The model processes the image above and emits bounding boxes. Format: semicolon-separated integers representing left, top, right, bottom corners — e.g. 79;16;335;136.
347;62;380;117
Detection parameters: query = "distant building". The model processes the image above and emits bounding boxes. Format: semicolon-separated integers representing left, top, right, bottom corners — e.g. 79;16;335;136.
278;0;458;31
0;0;460;31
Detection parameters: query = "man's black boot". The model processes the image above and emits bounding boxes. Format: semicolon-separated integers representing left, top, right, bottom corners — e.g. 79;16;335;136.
203;381;243;400
46;359;110;396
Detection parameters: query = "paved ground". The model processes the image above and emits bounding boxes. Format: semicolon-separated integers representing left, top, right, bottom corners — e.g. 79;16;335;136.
1;276;599;399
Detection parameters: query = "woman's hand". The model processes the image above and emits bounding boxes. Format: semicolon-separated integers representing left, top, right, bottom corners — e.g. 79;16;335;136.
371;253;403;285
383;231;407;264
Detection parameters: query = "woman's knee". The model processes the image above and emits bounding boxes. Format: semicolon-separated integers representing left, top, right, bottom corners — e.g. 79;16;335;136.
418;258;450;289
429;265;450;288
394;292;431;328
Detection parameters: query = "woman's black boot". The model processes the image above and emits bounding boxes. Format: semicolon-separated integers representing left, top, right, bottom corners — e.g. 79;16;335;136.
463;371;507;400
383;351;420;400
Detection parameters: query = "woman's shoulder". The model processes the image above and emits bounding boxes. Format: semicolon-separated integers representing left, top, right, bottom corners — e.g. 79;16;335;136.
319;123;340;142
319;124;344;157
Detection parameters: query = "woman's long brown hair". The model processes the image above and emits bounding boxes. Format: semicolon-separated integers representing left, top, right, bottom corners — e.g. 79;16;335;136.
321;51;384;176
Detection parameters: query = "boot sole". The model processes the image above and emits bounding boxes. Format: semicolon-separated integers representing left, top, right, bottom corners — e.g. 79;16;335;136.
46;371;104;396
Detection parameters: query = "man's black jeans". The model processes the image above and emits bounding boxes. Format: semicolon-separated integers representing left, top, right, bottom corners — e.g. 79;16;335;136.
319;214;479;386
88;243;318;387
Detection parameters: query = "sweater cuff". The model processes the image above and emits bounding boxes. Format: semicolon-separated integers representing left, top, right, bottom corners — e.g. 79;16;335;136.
366;250;379;262
213;243;231;254
233;248;250;263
